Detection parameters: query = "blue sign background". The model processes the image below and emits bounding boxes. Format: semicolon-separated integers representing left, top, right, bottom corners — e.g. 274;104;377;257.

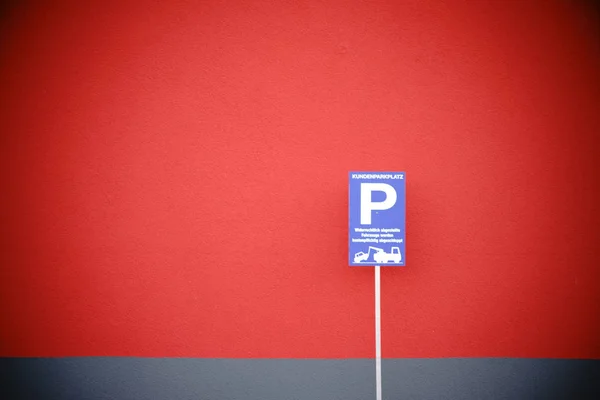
349;171;406;266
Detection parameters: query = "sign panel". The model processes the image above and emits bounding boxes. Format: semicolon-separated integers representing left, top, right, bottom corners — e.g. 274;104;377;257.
349;171;406;266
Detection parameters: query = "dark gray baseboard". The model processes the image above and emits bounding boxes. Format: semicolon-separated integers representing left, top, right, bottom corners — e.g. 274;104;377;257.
2;358;599;399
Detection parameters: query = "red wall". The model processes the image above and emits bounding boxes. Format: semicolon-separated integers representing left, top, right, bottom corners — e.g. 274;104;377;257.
2;1;599;359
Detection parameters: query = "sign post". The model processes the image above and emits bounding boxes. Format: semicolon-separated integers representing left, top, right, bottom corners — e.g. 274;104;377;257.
349;171;406;400
375;264;381;400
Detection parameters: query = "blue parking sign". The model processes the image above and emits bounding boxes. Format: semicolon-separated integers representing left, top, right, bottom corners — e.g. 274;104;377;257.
349;172;406;266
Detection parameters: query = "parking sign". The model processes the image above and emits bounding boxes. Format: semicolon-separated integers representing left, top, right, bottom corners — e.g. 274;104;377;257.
349;172;406;266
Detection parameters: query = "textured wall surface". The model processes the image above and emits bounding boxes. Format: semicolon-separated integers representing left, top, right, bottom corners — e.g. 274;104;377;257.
1;0;599;398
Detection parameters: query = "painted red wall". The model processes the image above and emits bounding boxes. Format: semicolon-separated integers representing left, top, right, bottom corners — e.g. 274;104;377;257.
2;0;599;359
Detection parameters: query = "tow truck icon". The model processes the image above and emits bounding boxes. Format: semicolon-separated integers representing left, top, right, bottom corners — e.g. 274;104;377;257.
354;244;402;264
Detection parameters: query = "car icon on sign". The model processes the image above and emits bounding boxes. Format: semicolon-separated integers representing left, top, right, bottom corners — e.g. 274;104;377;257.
354;251;368;263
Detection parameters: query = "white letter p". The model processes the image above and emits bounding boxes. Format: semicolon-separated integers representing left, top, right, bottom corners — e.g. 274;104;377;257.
360;183;397;225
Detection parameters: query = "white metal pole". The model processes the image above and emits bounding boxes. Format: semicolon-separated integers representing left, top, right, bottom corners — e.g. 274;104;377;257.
375;265;382;400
